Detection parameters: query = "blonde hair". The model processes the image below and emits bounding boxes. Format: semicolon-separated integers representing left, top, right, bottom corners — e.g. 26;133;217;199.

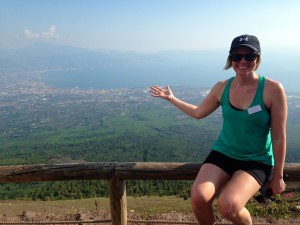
224;54;261;70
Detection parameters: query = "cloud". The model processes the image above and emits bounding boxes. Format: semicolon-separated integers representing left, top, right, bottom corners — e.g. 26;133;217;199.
24;29;40;39
24;25;59;40
41;25;59;39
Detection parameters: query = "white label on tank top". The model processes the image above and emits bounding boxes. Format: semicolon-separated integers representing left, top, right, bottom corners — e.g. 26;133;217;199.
247;105;262;114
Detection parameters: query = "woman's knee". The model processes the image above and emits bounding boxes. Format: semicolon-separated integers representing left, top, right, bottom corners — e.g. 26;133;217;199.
191;183;214;208
217;195;240;219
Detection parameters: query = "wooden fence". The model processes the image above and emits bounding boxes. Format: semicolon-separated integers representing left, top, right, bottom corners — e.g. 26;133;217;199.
0;162;299;225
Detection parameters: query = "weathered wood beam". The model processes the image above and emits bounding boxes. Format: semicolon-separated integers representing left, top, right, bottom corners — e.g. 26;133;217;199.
283;163;300;182
115;162;201;180
0;162;299;182
115;162;300;182
0;162;115;182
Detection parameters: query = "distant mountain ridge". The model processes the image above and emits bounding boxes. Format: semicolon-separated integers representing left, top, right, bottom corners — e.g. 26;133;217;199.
0;42;226;89
0;42;299;93
0;42;220;69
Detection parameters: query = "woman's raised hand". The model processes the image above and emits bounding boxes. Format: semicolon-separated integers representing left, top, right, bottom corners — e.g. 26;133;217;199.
150;85;174;101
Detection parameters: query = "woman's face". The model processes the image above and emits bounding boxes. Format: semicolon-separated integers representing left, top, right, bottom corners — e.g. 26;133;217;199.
231;46;259;75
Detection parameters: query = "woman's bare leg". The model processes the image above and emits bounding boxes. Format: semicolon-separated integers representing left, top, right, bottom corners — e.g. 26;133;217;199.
218;170;261;225
191;164;230;225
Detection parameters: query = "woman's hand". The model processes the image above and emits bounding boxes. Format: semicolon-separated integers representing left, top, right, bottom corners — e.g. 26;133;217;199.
150;85;174;101
268;176;286;195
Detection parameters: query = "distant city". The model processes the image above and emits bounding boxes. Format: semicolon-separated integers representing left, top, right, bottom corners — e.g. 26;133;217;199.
1;68;299;121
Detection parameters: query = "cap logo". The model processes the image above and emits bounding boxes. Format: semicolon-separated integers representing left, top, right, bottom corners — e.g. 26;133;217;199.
240;37;248;42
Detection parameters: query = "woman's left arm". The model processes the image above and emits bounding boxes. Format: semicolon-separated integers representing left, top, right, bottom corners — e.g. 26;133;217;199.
267;80;288;195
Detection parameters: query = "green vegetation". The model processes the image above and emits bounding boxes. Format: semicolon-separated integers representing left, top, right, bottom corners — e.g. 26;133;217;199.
0;180;192;201
0;85;218;200
0;70;299;219
247;192;300;219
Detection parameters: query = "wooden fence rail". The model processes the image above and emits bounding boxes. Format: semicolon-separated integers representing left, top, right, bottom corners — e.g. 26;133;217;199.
0;162;299;225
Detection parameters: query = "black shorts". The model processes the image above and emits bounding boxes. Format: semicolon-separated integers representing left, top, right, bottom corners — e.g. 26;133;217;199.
203;150;273;186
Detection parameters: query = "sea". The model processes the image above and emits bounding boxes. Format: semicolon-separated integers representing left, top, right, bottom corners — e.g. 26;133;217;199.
41;66;224;90
41;64;299;93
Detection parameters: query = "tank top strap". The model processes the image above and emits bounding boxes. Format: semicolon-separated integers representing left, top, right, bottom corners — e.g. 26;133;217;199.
220;77;235;105
252;76;265;106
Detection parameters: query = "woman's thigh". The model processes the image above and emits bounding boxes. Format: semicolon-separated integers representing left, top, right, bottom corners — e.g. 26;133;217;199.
192;163;230;202
218;170;261;210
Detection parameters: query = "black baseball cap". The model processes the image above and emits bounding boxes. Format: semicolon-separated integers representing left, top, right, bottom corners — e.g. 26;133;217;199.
229;34;261;53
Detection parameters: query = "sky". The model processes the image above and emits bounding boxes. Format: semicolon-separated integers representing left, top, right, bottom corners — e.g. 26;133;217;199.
1;0;300;53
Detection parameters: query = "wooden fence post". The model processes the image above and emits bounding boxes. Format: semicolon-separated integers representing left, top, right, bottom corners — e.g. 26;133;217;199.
109;176;127;225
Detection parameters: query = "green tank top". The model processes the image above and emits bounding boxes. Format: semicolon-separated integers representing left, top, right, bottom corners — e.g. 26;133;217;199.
212;76;274;166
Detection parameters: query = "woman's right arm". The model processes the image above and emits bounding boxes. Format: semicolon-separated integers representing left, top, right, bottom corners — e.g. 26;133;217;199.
150;81;225;119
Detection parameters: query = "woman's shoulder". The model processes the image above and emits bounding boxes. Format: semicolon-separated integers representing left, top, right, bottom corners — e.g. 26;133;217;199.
264;77;285;93
213;78;233;92
214;78;232;88
210;78;232;100
263;77;286;106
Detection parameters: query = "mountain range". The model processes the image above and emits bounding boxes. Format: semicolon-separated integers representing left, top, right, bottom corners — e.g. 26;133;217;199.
0;42;299;93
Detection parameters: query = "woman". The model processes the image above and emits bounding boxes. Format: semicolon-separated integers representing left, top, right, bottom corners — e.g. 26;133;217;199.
149;34;287;225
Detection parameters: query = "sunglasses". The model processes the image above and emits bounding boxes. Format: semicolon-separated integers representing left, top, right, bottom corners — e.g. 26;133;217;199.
230;53;259;62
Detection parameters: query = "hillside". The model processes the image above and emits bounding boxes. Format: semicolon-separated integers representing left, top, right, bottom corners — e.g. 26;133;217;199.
0;69;299;200
0;69;299;164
